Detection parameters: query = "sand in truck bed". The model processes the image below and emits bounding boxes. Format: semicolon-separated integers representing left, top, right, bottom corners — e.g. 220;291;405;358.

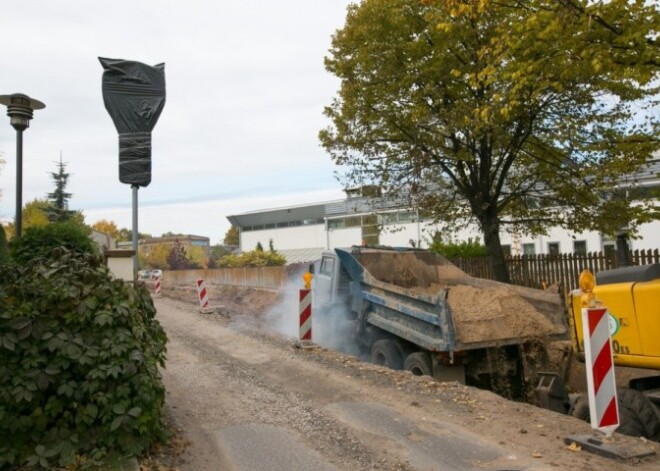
445;284;559;344
358;251;564;345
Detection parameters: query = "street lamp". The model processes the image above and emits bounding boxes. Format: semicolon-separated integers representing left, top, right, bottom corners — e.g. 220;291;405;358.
0;93;45;238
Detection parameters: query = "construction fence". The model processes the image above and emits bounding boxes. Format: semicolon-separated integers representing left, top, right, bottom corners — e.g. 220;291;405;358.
162;263;308;290
449;249;660;293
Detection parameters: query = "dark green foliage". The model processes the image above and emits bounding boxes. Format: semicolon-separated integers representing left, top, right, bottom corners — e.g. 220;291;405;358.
429;233;487;258
255;242;264;252
0;249;168;469
0;225;7;262
10;222;98;265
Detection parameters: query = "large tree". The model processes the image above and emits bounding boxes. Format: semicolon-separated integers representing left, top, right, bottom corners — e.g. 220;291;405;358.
91;219;121;240
223;226;239;246
3;199;51;239
321;0;659;282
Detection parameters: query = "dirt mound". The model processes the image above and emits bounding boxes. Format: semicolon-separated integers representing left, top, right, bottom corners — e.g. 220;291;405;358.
447;284;559;344
357;251;468;288
162;285;280;317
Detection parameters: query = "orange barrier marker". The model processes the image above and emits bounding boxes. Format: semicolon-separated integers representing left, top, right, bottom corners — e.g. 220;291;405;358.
582;307;619;436
196;278;209;309
299;289;312;342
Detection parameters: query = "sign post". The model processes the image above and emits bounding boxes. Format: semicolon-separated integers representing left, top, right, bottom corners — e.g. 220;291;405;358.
99;57;166;279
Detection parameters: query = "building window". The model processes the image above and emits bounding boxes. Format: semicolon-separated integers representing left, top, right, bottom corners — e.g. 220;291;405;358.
398;211;416;223
523;243;536;255
327;219;344;230
573;240;587;256
548;242;560;256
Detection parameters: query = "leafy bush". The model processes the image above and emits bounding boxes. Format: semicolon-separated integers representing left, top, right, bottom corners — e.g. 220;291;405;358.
10;222;98;265
0;249;168;469
429;234;487;258
217;249;286;267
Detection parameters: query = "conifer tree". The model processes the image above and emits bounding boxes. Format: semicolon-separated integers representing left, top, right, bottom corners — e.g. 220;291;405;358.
47;155;76;223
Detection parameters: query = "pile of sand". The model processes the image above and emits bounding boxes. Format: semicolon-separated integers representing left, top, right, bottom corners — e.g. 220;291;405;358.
446;284;559;345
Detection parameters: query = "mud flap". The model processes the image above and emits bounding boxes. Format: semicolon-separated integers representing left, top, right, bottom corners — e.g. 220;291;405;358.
564;435;656;460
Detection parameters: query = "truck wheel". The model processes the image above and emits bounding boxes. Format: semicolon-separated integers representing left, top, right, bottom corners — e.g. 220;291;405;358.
569;395;590;422
370;339;404;370
569;389;660;442
404;352;433;376
617;388;660;441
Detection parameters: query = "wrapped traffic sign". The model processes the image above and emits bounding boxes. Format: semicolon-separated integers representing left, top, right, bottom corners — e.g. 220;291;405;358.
99;57;166;187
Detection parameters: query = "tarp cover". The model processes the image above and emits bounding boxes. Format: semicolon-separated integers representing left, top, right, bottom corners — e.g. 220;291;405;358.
99;57;166;187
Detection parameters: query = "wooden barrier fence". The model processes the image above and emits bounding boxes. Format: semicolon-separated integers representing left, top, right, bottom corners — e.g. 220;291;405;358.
450;249;660;292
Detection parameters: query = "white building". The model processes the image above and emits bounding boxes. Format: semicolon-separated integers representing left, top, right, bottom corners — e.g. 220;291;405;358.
227;161;660;262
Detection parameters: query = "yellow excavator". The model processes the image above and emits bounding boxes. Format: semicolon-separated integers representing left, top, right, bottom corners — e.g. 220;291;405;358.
537;263;660;441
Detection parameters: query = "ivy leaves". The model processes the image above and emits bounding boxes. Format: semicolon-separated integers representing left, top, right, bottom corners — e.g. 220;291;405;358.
0;250;168;469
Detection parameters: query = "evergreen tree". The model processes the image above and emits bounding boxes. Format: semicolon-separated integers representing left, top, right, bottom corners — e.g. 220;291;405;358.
46;156;76;223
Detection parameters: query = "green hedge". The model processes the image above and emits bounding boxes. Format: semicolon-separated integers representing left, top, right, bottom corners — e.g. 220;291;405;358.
0;249;168;469
10;223;98;265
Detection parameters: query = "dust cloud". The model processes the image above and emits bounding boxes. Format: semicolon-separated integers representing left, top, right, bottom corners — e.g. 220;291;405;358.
264;279;361;356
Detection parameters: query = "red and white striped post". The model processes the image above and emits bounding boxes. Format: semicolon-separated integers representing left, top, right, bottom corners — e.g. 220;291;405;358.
155;277;162;296
196;278;209;309
582;307;619;436
299;288;312;342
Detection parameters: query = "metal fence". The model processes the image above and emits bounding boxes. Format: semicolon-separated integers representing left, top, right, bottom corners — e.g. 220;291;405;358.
450;249;660;292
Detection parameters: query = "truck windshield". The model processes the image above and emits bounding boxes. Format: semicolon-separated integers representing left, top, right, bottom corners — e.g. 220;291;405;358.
320;256;335;276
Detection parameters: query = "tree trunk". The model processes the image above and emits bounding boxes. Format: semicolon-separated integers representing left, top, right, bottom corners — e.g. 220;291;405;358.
481;217;511;283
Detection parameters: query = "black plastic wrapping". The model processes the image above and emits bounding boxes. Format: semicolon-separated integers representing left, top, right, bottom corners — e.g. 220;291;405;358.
99;57;166;187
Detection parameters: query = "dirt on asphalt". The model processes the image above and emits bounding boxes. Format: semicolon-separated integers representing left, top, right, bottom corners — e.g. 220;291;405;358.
154;286;659;470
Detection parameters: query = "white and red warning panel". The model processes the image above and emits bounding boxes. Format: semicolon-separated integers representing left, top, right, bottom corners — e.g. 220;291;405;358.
582;307;619;436
197;278;209;309
299;289;312;342
155;277;162;296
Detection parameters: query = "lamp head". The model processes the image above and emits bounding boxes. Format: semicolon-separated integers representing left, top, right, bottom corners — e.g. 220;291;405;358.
0;93;45;131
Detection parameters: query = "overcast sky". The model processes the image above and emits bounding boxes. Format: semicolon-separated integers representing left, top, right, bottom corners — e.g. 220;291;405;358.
0;1;353;242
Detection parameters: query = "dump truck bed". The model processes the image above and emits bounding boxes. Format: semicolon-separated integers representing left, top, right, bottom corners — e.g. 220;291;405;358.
336;247;568;352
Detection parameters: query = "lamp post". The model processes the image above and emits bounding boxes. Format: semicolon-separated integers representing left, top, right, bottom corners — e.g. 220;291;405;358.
0;93;45;238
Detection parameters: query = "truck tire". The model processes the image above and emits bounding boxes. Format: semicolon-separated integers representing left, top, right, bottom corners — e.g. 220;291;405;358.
370;339;404;370
404;352;433;376
569;389;660;442
617;388;660;441
569;395;590;422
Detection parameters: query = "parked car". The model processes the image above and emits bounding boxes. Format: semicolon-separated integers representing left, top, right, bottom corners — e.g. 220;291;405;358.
151;269;163;279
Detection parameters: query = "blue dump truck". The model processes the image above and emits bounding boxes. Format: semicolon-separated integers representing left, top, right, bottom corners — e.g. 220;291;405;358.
313;246;569;399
